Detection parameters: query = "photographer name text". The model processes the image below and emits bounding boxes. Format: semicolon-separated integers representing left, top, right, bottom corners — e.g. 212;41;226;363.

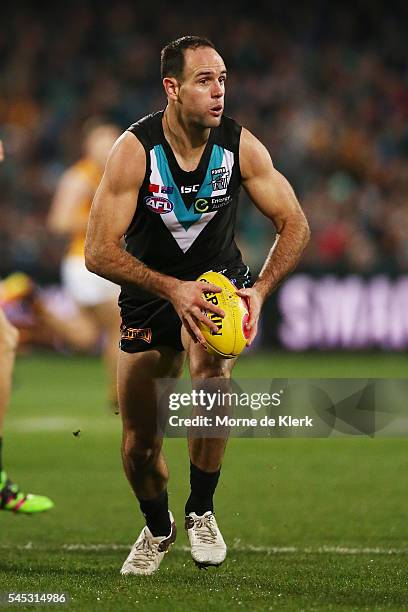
168;415;313;428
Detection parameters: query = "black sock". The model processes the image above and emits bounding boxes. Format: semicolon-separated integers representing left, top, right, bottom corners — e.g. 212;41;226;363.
0;437;3;473
139;490;171;537
185;462;220;516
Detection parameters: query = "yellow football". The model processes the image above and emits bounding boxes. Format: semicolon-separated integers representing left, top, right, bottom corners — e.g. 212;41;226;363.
196;270;249;359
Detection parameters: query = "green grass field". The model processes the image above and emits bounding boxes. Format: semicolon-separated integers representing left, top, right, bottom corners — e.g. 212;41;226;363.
1;352;407;611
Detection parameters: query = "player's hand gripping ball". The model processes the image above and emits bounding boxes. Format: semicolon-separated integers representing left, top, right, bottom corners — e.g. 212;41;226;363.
196;271;249;358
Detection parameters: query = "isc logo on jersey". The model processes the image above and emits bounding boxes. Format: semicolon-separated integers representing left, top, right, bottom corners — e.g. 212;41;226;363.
144;196;174;214
197;271;249;359
180;184;199;194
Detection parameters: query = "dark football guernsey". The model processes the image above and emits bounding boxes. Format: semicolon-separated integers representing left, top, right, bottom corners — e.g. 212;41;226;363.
118;110;251;353
121;110;244;299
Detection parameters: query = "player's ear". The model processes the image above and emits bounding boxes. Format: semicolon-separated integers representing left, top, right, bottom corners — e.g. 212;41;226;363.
163;77;179;100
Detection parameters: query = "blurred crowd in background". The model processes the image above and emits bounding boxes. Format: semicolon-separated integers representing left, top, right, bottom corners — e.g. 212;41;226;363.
1;0;408;283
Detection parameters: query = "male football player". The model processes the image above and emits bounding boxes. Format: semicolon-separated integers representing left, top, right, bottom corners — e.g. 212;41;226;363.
0;140;53;513
85;36;310;574
48;120;121;406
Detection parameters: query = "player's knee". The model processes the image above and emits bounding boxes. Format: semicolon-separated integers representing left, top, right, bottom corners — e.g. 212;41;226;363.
122;431;161;470
0;320;19;353
190;362;231;379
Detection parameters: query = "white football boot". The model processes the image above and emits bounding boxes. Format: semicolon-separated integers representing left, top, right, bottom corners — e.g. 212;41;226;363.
185;511;227;567
120;512;176;576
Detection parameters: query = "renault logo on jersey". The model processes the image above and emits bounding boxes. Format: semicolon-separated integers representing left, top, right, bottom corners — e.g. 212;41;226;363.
144;196;174;214
194;199;209;213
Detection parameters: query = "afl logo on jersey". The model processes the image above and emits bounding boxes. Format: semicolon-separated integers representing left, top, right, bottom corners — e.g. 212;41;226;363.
144;196;174;214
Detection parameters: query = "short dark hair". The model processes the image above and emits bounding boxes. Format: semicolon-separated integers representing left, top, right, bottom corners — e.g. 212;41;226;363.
160;36;215;80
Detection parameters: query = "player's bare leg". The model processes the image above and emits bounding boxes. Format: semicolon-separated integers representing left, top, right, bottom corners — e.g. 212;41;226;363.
33;296;120;406
0;271;100;353
0;310;53;513
34;301;100;352
182;327;234;567
0;310;19;436
118;347;184;575
84;299;121;407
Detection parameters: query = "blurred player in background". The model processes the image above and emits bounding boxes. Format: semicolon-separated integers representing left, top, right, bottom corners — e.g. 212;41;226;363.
85;37;309;575
0;140;53;513
47;120;121;407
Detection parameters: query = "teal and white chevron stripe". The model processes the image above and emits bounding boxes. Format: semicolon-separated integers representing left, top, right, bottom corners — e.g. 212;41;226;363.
149;144;234;253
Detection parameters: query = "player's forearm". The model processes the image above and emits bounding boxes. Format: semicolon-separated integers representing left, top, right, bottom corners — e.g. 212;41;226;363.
48;215;89;237
84;241;178;300
254;213;310;301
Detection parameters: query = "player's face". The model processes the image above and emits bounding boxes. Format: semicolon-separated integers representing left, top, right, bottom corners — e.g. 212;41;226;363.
85;126;120;167
178;47;226;128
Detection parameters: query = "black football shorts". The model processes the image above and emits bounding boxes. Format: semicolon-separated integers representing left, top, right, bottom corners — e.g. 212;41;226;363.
119;263;252;354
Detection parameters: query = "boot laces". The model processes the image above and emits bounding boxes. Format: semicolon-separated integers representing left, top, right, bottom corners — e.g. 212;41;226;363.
194;514;218;545
128;532;159;569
